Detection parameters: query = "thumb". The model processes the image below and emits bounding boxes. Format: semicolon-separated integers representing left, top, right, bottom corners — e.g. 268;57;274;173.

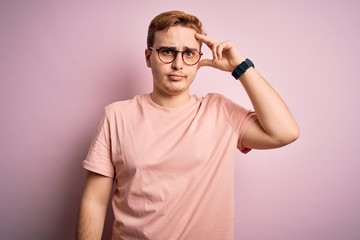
197;59;214;69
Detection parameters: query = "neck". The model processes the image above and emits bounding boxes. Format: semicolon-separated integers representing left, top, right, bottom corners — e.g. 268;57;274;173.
150;91;191;108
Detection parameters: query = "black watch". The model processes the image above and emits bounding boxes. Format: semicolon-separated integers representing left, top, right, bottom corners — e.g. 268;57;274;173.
231;58;254;80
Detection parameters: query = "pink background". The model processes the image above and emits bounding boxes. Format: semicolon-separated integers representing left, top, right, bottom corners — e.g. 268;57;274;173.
1;1;359;239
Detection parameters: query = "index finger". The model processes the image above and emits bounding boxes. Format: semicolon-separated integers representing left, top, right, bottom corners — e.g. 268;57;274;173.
195;33;216;48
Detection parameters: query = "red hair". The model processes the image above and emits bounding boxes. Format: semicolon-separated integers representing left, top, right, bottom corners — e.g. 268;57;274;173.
147;10;204;48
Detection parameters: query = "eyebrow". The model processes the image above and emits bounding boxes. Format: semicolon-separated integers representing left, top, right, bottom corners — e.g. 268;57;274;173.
158;46;199;51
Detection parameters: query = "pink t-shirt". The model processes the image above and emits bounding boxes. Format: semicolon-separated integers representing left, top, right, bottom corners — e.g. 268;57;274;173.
83;93;257;240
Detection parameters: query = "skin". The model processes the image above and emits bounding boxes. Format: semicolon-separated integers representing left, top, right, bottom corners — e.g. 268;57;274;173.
145;25;200;108
76;24;299;239
194;33;299;149
76;171;113;240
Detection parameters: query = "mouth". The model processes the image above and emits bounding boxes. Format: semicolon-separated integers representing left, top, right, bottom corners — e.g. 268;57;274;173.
168;73;186;81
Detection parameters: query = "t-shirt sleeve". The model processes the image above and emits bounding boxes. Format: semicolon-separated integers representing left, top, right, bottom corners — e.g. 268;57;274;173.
221;95;257;154
82;108;115;178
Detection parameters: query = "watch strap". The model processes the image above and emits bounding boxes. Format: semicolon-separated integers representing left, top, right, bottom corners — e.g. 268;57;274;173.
231;58;254;80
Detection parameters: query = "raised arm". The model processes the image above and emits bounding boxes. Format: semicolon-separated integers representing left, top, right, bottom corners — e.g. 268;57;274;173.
195;33;299;149
76;171;114;240
237;67;299;149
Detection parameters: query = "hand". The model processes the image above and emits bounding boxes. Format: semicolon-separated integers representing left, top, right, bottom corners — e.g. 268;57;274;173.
195;33;246;72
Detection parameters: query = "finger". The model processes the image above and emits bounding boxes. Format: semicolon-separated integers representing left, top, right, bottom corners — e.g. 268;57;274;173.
195;33;216;48
212;42;228;60
212;43;219;60
216;41;232;59
195;33;222;60
197;58;214;69
216;44;223;59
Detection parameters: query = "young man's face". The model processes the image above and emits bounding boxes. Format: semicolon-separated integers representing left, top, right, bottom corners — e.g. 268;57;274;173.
145;25;201;98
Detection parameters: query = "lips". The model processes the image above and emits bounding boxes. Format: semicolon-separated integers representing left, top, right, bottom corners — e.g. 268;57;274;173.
168;73;185;81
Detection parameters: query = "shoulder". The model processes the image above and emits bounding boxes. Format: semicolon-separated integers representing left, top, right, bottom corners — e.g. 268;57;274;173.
203;92;226;100
104;94;146;115
202;93;252;116
202;93;235;106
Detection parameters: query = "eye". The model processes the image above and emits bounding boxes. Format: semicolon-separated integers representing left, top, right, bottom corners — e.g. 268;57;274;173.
184;50;195;58
160;48;176;56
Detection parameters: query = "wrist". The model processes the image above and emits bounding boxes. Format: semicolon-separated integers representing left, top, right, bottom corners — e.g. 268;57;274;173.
231;58;254;80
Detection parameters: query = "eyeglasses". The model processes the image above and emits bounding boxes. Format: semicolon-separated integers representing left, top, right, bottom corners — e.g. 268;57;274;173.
149;47;203;66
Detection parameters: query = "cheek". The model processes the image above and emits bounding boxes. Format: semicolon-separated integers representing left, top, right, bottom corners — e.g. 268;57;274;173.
188;68;198;80
151;65;165;79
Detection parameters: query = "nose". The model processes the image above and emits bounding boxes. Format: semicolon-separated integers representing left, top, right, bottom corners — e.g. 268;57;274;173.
171;53;184;69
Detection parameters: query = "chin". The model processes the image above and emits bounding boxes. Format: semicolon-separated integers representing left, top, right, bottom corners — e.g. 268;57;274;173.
165;83;188;93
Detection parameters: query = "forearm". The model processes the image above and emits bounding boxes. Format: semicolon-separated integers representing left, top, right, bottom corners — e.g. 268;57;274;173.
195;33;299;146
76;171;114;240
239;67;299;143
76;197;108;240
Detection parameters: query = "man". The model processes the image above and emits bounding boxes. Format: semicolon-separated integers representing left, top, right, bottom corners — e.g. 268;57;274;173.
76;10;299;240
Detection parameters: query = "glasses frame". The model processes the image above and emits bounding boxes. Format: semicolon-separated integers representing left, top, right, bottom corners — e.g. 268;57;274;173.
149;47;203;66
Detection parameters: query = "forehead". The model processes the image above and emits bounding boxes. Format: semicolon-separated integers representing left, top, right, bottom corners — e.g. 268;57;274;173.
153;25;199;48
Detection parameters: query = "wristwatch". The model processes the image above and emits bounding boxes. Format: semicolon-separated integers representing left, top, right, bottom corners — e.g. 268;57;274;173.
231;58;254;80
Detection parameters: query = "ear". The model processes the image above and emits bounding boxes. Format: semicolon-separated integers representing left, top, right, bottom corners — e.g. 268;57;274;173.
145;49;151;67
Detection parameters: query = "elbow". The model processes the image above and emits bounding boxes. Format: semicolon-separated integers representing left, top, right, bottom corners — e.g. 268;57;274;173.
285;127;300;144
276;125;300;147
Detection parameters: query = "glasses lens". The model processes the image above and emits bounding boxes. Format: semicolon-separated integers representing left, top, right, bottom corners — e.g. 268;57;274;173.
182;50;201;65
158;48;176;63
156;48;202;65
